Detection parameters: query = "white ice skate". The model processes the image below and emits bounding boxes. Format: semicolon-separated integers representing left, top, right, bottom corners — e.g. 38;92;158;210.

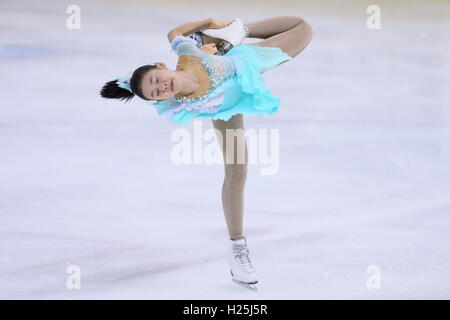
202;18;246;47
227;237;258;289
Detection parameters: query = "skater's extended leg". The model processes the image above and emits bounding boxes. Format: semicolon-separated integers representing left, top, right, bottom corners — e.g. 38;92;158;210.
212;114;248;240
244;16;313;65
212;114;258;286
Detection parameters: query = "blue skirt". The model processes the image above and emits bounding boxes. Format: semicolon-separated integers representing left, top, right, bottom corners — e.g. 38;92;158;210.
200;44;293;122
155;44;293;125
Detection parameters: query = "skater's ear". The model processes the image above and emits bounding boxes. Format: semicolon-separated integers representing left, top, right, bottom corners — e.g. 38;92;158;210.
154;62;167;69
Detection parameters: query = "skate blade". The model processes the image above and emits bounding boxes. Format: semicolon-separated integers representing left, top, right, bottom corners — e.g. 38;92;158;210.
230;271;258;291
231;277;258;291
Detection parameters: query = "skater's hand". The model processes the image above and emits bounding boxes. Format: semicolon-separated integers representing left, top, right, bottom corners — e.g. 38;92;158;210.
208;19;233;29
200;43;218;54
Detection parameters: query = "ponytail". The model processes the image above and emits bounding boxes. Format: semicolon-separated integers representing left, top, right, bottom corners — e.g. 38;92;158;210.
100;79;135;101
100;65;157;102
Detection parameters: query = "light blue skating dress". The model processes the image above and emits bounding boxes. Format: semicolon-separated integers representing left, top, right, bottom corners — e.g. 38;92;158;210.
153;35;292;125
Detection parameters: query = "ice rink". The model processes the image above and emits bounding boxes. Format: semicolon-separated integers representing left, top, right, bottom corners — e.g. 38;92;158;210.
1;0;449;299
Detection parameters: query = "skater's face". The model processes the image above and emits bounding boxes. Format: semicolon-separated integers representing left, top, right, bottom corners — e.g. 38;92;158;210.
140;62;178;101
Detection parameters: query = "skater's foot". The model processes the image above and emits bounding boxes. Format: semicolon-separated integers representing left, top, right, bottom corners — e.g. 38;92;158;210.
202;18;246;47
227;236;258;285
187;32;233;55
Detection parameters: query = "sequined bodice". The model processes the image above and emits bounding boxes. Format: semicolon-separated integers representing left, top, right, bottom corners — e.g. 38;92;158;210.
172;36;237;104
152;36;240;120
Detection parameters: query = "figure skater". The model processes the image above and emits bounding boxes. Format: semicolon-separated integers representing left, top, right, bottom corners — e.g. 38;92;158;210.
100;16;313;288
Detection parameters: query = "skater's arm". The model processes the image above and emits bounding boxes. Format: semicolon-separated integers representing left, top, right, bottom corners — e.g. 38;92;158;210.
200;43;218;55
167;18;213;43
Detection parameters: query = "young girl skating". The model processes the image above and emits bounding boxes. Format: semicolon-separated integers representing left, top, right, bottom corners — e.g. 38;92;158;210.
101;16;313;288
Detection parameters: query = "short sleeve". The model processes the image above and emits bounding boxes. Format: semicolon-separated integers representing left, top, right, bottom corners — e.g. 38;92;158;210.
171;36;198;52
170;35;206;58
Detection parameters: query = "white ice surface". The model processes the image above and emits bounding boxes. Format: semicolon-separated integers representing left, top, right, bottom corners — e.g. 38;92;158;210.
1;0;450;299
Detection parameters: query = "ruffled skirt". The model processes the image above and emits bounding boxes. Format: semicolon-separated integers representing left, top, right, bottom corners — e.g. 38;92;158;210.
200;44;293;122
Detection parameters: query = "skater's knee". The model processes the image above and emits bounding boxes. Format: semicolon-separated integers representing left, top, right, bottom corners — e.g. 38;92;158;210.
275;16;304;29
279;16;311;30
296;18;313;45
300;19;314;40
286;19;314;58
224;164;248;186
290;16;306;27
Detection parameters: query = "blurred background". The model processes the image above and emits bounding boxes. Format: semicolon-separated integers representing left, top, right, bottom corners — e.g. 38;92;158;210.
1;0;449;299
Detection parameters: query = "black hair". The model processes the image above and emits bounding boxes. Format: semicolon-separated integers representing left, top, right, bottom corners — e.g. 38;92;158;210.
100;65;157;102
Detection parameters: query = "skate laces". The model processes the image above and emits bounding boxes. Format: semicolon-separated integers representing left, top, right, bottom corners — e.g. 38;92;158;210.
232;243;255;273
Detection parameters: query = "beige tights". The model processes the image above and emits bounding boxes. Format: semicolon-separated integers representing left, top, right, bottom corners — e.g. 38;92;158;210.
245;15;313;66
211;16;313;239
212;114;248;240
